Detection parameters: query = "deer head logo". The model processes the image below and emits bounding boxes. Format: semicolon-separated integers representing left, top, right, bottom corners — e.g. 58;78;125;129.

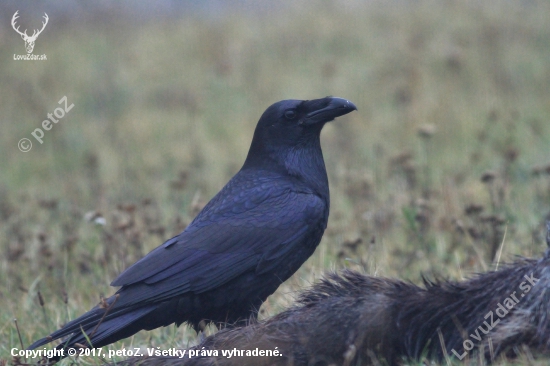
12;11;49;54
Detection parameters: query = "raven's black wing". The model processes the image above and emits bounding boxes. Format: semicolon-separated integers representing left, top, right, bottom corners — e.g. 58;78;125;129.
110;172;326;307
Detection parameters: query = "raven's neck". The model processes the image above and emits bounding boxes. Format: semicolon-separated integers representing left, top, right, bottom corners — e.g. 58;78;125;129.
280;141;329;200
243;137;329;202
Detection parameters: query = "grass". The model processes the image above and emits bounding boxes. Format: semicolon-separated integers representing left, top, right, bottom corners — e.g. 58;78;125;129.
1;0;550;364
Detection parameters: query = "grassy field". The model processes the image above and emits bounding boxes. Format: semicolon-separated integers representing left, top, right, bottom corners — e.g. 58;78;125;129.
2;0;550;364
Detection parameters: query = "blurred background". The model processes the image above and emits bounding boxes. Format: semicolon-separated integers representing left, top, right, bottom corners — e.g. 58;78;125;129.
1;0;550;363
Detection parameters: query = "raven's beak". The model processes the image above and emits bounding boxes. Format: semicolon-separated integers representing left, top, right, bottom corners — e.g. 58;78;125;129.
304;97;357;125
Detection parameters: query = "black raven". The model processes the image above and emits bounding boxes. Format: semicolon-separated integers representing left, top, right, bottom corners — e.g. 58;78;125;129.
29;96;356;358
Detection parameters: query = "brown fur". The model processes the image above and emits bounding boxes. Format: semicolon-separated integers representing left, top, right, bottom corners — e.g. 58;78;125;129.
117;250;550;366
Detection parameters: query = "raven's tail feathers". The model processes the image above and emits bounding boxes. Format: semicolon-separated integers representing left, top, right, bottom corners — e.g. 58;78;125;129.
28;305;155;362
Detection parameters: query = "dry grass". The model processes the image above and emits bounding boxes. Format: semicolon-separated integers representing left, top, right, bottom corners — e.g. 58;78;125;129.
1;0;550;364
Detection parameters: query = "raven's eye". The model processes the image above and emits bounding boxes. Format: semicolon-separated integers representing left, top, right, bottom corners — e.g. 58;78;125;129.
284;110;297;120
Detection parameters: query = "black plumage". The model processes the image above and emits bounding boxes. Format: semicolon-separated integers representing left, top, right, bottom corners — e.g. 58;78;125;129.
28;96;356;360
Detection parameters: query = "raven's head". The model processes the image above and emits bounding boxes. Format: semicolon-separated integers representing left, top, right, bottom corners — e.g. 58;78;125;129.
245;97;357;167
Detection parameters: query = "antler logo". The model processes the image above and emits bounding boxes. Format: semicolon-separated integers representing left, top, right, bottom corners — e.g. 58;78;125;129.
12;11;49;54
